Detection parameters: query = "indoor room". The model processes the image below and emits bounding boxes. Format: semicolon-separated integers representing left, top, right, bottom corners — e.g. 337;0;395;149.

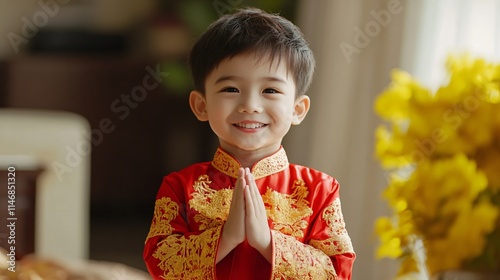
1;0;499;279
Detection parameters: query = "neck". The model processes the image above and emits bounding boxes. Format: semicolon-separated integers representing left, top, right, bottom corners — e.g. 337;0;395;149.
221;146;282;168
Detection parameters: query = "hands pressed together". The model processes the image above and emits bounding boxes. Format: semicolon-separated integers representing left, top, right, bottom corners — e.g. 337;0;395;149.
216;167;272;263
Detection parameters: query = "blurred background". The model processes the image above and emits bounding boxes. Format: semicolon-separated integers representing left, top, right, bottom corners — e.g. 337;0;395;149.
0;0;498;279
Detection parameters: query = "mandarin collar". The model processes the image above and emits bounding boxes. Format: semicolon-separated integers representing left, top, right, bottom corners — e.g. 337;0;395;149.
211;147;289;179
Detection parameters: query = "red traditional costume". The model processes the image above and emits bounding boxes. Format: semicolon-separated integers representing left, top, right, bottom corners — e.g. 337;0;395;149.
144;147;355;279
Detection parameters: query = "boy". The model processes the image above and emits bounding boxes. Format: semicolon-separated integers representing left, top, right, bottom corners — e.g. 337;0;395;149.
144;8;355;280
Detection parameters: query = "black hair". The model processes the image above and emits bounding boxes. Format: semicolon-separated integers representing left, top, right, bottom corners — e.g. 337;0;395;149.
188;7;315;96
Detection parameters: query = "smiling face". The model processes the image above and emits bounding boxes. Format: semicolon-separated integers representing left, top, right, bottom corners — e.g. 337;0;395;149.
189;52;310;162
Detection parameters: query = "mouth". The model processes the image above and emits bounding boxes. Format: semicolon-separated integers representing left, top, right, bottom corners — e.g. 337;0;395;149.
233;122;267;129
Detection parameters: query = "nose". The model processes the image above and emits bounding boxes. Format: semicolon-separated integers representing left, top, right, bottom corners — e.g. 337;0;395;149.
238;92;263;113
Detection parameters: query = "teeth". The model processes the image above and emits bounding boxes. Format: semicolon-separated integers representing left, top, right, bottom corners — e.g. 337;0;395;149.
236;123;265;129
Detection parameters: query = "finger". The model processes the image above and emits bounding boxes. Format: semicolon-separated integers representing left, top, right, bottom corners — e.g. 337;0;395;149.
246;171;259;198
238;167;246;186
238;168;247;192
230;168;245;212
244;184;255;217
236;168;246;206
246;172;265;217
244;168;256;194
244;169;258;214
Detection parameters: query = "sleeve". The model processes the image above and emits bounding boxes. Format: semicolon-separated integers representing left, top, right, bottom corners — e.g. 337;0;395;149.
269;181;355;280
143;175;222;280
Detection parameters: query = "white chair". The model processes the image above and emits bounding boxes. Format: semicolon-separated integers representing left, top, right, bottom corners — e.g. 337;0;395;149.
0;108;90;260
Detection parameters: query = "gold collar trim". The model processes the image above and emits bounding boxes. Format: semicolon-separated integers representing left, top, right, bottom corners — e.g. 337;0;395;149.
211;147;289;179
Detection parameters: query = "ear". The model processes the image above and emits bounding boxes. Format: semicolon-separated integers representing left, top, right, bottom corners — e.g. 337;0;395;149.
189;90;209;121
292;95;310;125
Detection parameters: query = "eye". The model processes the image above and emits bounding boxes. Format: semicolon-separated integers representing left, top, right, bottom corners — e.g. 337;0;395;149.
263;88;280;94
220;87;239;93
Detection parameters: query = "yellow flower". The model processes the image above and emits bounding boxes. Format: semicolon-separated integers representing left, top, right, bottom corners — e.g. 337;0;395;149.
374;54;500;275
375;70;417;122
375;125;407;168
410;154;488;232
476;146;500;192
375;217;405;259
425;200;498;274
406;155;493;274
444;54;498;101
398;255;419;276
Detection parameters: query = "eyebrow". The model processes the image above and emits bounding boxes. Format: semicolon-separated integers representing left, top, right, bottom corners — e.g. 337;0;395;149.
214;75;287;84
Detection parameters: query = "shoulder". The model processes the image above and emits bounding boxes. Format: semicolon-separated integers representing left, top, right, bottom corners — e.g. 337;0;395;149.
288;163;340;192
162;161;212;182
155;161;212;198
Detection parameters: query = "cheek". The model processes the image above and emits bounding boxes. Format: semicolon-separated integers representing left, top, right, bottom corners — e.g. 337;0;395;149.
206;103;232;130
205;101;225;117
270;105;295;123
207;111;225;127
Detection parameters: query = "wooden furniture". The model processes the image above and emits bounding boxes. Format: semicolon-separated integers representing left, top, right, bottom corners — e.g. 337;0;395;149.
0;55;217;218
0;168;44;259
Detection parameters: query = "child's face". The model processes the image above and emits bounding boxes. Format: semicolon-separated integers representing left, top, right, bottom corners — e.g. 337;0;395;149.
189;53;310;158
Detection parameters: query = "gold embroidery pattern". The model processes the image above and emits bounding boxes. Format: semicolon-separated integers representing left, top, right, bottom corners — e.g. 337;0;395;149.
153;227;220;280
263;180;313;238
211;149;240;178
272;230;337;279
252;148;288;179
189;175;232;230
145;197;179;241
309;198;354;256
211;147;289;179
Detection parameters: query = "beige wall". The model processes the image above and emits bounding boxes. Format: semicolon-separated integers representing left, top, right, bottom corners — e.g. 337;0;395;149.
286;1;408;279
